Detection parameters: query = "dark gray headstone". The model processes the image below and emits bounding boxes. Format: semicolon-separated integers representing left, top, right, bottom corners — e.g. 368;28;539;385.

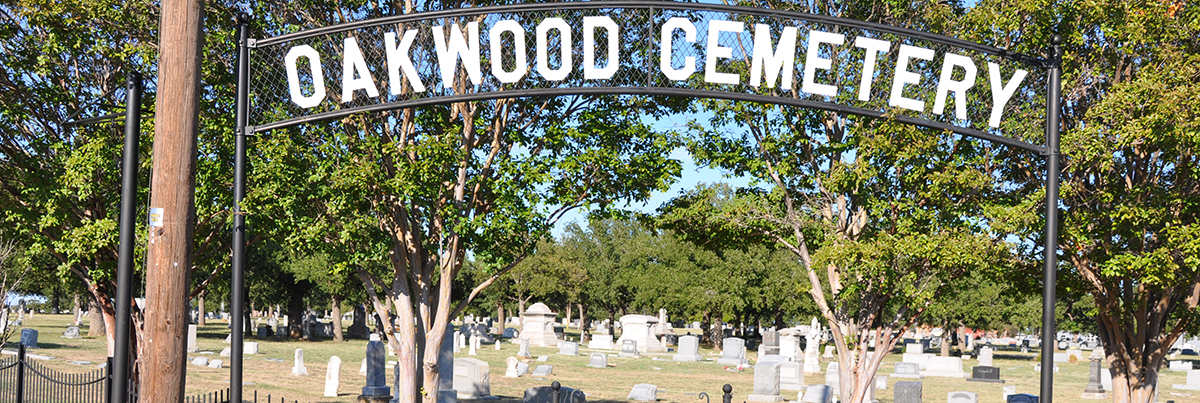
1084;359;1105;393
894;381;923;403
522;385;586;403
19;329;37;348
968;366;1004;383
1007;394;1038;403
362;340;391;396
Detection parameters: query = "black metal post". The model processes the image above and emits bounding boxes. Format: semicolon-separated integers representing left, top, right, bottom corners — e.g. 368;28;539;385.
110;72;142;403
232;12;251;403
106;357;114;403
16;344;25;403
1040;34;1063;403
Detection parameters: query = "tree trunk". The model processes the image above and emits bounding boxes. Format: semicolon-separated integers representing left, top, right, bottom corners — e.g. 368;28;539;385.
564;303;571;331
72;294;82;325
51;286;60;313
88;298;105;336
197;293;206;327
496;303;505;335
331;295;344;342
940;320;951;357
1098;312;1172;403
288;291;305;340
578;303;588;343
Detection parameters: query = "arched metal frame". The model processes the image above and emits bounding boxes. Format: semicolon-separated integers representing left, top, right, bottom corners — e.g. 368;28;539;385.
227;3;1063;403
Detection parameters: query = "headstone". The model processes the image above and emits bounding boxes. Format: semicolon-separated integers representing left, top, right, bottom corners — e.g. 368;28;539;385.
1053;352;1069;363
902;352;933;370
256;325;269;339
520;303;560;347
437;325;456;399
531;365;552;377
244;342;258;355
717;337;748;366
558;341;578;356
673;335;702;362
220;347;231;357
505;356;527;377
453;357;493;399
615;314;666;353
1006;394;1038;403
621;340;639;358
292;348;309;376
361;358;367;376
628;384;658;402
823;345;835;358
518;338;532;358
748;361;783;402
920;356;966;378
762;330;779;347
503;328;518;339
800;384;831;403
191;356;209;367
779;361;804;391
948;391;978;403
588;334;613;350
1169;360;1192;371
325;356;342;397
967;366;1004;383
187;324;198;352
536;355;548;362
362;340;391;396
905;343;923;354
978;347;994;367
19;329;38;348
804;320;821;372
779;329;802;360
1080;359;1106;399
876;375;888;390
347;306;369;339
893;362;923;378
522;385;586;403
825;362;840;395
469;335;479;356
587;353;607;368
63;326;80;339
894;381;923;403
208;359;223;368
1003;386;1017;401
1172;369;1200;390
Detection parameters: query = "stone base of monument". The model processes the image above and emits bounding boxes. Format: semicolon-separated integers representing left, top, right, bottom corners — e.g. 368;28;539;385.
357;395;393;403
439;390;458;403
1080;392;1107;400
746;394;784;402
966;377;1005;383
672;354;702;362
717;358;747;366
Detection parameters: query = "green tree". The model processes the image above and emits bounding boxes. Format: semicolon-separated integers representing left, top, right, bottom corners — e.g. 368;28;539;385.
964;1;1200;401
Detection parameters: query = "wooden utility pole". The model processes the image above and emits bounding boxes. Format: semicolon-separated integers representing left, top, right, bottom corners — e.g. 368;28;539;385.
142;0;204;399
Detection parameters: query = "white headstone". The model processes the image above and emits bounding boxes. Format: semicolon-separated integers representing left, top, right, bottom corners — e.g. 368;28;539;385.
292;349;308;376
208;359;223;368
921;356;966;378
629;383;659;402
616;314;666;353
324;356;342;397
588;334;614;350
187;325;198;353
360;358;367;376
453;357;492;399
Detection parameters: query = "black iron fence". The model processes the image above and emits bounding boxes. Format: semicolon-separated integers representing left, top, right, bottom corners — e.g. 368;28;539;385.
0;344;296;403
0;344;111;403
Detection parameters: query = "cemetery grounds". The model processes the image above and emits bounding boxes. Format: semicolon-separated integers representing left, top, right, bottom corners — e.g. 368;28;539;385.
6;313;1200;403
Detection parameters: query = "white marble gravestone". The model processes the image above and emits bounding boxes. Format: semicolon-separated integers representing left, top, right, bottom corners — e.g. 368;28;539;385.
948;391;978;403
779;328;802;361
629;384;658;402
673;335;703;362
559;341;579;356
921;356;966;378
588;353;607;368
187;325;198;353
717;337;748;366
324;356;341;397
779;361;805;391
520;303;560;347
616;314;666;353
588;334;613;350
748;361;783;402
453;357;494;399
292;349;308;376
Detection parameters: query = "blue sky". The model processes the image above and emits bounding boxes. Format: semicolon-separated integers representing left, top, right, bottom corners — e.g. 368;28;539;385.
550;112;755;237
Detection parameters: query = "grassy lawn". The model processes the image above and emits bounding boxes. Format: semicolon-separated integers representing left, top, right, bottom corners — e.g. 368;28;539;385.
5;313;1200;403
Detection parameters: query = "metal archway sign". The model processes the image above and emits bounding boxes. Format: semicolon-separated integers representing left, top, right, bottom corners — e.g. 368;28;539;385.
227;2;1062;403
